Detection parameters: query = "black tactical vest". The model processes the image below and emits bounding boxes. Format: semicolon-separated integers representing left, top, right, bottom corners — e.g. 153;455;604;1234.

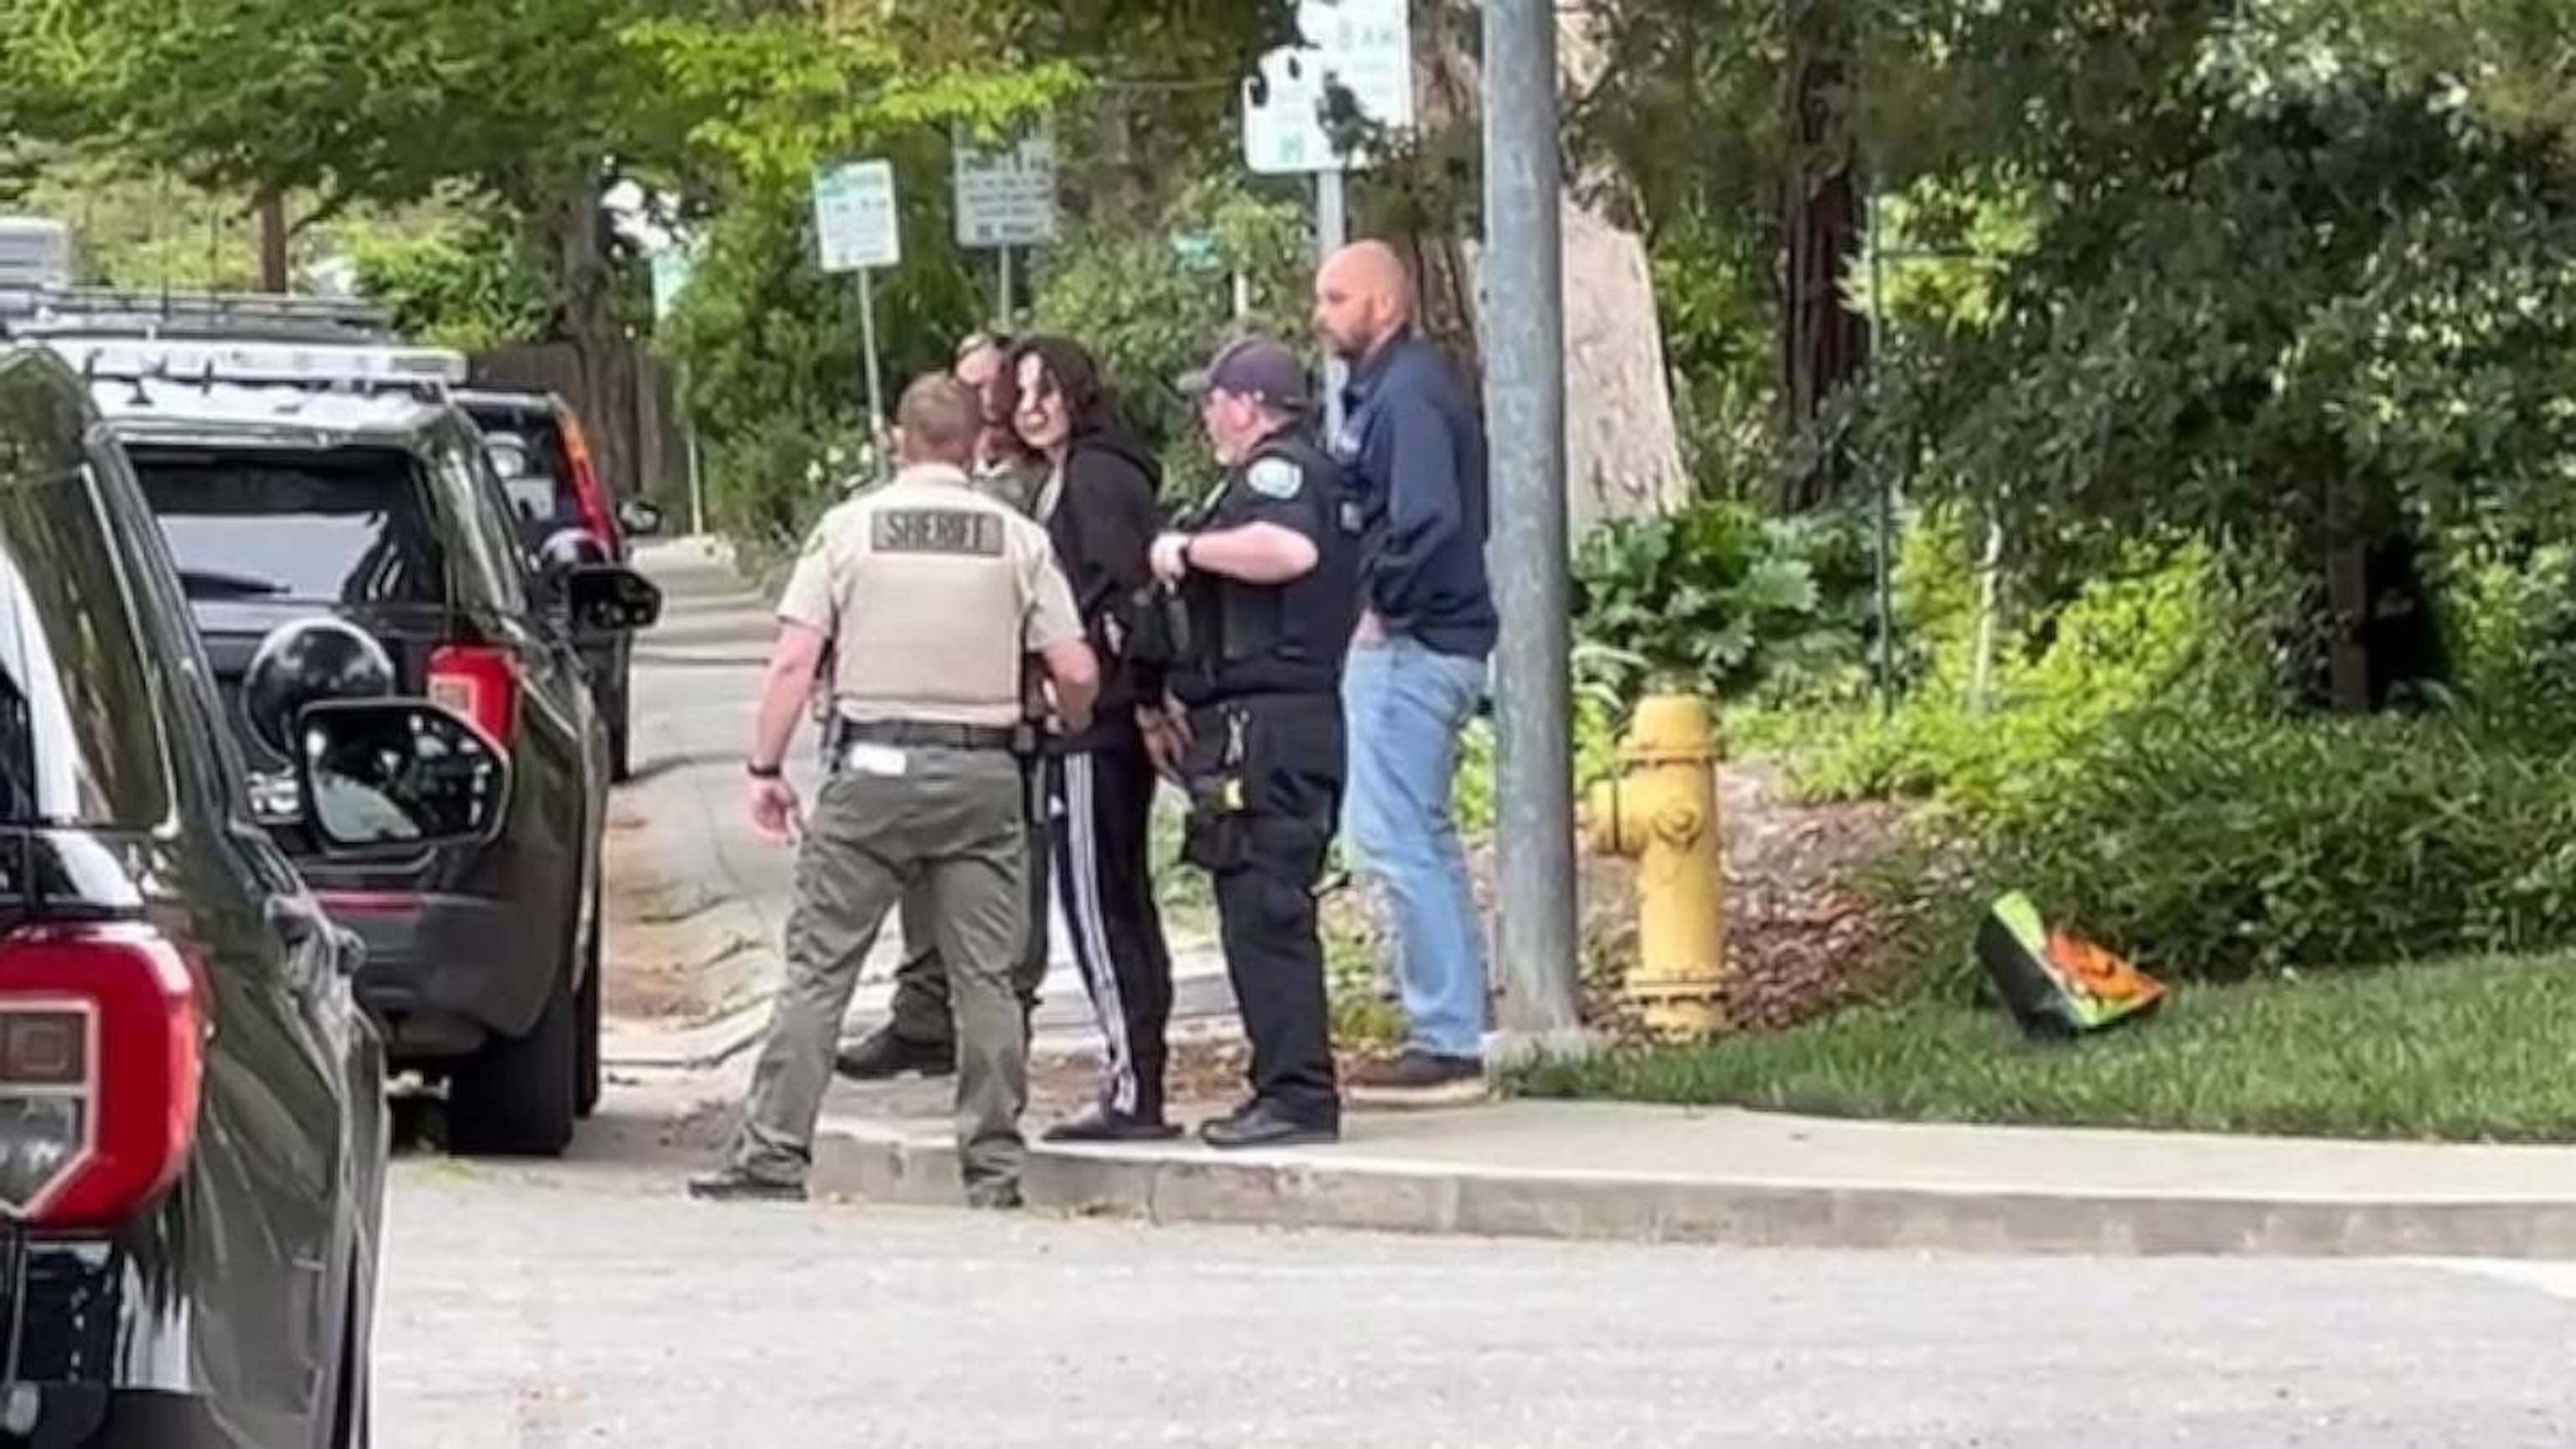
1169;425;1362;708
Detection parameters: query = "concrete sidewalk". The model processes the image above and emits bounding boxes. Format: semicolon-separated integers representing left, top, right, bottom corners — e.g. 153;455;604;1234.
798;1093;2576;1259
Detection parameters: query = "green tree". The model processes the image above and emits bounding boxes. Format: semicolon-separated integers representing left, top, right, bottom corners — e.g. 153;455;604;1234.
1858;6;2576;711
1030;175;1314;489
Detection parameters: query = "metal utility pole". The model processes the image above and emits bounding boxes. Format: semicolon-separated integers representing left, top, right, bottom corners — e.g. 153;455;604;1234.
1317;170;1350;439
1482;0;1583;1052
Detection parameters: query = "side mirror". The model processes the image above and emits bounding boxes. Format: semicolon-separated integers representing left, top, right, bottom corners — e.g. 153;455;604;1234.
294;699;510;852
618;499;665;538
565;564;663;633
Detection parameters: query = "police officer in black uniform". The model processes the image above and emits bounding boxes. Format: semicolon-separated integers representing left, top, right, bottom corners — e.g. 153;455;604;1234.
1138;336;1361;1150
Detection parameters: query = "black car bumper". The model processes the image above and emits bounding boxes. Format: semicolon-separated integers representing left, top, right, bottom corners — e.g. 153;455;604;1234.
0;1386;239;1447
319;890;558;1060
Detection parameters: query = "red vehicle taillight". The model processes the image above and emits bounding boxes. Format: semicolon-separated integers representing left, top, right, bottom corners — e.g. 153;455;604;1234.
558;412;615;547
428;645;519;747
0;923;203;1229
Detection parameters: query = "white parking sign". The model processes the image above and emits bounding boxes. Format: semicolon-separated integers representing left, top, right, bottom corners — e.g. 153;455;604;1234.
1242;0;1415;175
953;125;1058;249
813;161;900;273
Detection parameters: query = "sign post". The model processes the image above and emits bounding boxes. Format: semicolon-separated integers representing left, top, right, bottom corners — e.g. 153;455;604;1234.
1241;0;1414;438
812;159;902;458
953;123;1058;329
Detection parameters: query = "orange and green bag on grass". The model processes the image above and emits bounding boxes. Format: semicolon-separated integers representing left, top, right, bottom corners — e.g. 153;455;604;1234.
1974;892;2166;1039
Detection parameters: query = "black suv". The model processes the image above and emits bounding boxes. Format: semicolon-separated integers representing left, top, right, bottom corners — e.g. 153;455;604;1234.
36;330;662;1157
0;344;500;1443
457;388;661;781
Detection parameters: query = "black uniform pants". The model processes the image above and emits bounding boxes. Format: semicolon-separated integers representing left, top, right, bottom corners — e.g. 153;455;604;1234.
1182;692;1344;1126
1051;740;1176;1120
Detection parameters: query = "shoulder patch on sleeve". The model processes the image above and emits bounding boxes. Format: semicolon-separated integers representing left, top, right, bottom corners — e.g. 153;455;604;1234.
1245;456;1305;501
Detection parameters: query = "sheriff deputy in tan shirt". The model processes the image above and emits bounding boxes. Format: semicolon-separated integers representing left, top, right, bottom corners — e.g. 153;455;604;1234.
692;371;1097;1211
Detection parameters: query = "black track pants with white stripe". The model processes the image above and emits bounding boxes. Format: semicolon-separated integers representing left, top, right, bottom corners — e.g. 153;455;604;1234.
1050;743;1176;1121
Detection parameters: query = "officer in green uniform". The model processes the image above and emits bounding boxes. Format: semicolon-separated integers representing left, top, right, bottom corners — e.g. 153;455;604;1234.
1136;336;1361;1149
839;330;1056;1082
693;372;1098;1208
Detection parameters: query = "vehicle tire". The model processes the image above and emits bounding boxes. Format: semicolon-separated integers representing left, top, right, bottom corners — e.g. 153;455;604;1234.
447;970;578;1157
575;890;603;1119
609;714;633;783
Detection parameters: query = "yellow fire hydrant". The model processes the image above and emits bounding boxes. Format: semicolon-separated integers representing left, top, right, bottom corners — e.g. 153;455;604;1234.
1580;694;1727;1036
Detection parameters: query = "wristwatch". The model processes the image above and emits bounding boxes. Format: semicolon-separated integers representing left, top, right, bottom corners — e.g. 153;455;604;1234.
745;761;783;780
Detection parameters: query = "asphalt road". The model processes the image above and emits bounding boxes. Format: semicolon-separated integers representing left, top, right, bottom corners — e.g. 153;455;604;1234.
374;1095;2576;1449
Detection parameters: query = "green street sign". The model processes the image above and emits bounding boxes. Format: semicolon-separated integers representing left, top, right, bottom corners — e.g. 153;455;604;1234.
1170;231;1223;273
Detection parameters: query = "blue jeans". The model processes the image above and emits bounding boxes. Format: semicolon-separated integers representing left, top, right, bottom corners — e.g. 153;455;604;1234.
1341;636;1490;1058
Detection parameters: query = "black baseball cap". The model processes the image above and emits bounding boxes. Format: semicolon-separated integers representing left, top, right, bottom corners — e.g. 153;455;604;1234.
1177;336;1311;411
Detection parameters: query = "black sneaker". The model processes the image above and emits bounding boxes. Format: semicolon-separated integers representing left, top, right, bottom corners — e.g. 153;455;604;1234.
687;1167;808;1203
1200;1101;1340;1150
834;1029;955;1082
1041;1106;1184;1145
1347;1051;1488;1108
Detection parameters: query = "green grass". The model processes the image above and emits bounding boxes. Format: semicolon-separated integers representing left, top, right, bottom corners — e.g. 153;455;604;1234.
1511;953;2576;1142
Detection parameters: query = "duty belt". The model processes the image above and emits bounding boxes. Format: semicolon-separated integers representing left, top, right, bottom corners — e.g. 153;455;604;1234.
840;719;1027;754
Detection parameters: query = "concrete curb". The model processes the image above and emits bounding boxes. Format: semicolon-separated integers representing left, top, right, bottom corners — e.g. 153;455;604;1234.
806;1113;2576;1259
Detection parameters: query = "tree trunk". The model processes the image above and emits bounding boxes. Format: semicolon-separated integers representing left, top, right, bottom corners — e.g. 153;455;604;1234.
255;188;289;293
1402;0;1485;397
1093;91;1149;222
523;157;637;500
2318;458;2374;713
1776;0;1870;512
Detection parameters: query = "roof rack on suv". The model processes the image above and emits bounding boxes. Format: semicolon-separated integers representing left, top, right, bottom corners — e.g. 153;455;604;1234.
39;335;469;393
0;286;396;343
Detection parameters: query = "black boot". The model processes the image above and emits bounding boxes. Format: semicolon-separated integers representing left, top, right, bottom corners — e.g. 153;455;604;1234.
834;1027;955;1082
1200;1101;1339;1150
686;1166;807;1203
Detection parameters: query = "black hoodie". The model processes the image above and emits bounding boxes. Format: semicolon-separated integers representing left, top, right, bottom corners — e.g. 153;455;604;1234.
1039;426;1164;753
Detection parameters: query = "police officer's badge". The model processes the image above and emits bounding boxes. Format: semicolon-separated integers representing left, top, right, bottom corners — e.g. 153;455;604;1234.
1246;457;1305;500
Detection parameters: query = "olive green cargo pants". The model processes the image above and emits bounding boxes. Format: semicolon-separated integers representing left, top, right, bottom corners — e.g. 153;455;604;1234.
732;745;1031;1197
881;756;1052;1044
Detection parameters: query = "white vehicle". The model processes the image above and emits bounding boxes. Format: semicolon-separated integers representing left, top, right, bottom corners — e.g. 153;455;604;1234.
0;216;75;291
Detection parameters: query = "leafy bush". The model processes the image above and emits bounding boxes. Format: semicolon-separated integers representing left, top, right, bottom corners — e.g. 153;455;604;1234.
341;212;549;353
1454;641;1632;838
1739;515;2576;986
2439;543;2576;740
662;174;980;544
1030;176;1312;496
1571;500;1875;707
1986;710;2576;980
1757;523;2288;823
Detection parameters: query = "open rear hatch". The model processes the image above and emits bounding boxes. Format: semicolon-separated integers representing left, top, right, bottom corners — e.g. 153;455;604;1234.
123;444;456;842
